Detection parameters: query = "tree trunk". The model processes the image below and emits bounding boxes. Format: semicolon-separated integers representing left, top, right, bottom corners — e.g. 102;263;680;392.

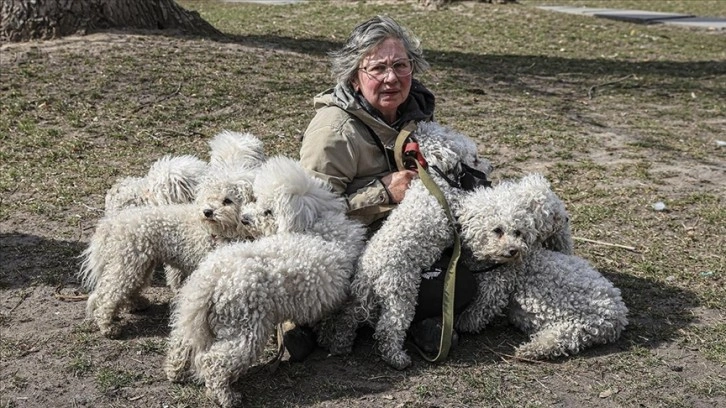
1;0;222;42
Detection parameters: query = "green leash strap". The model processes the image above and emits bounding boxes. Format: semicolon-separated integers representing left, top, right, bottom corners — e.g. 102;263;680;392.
413;160;461;363
392;121;459;363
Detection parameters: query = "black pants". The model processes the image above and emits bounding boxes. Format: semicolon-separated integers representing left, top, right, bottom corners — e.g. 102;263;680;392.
413;247;477;323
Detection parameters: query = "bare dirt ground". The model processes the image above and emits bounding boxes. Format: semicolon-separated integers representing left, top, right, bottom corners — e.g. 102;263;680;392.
1;1;725;407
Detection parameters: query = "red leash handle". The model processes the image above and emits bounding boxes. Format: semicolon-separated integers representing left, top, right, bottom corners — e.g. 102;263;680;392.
403;141;428;171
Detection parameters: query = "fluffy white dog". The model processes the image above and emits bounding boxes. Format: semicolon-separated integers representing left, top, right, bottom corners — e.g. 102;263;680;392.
317;121;494;370
102;131;266;290
455;173;628;359
79;165;258;338
164;156;367;408
104;130;265;215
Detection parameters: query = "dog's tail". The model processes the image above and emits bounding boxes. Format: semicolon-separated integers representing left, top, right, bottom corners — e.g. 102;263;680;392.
78;216;114;291
208;130;266;169
146;155;208;205
168;256;219;375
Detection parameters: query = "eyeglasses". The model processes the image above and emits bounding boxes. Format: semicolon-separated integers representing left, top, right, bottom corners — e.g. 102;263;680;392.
359;59;413;81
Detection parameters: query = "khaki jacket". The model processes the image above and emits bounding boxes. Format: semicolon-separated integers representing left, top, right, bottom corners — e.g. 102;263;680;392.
300;80;435;226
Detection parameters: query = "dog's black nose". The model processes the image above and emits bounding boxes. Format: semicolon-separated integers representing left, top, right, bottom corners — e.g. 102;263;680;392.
508;248;519;257
241;215;250;225
203;209;213;218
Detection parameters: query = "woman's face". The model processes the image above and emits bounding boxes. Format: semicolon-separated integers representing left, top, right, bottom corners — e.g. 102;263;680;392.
353;37;412;124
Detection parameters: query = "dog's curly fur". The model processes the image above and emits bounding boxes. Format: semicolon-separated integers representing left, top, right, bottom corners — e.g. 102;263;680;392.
79;165;258;338
104;130;265;215
164;156;367;408
104;154;208;216
208;130;266;169
507;248;628;359
454;173;628;358
316;121;494;370
102;131;266;291
455;173;572;333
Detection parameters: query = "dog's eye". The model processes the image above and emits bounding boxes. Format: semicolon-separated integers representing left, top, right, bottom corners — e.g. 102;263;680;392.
263;209;273;217
493;227;503;237
513;230;522;237
222;198;233;205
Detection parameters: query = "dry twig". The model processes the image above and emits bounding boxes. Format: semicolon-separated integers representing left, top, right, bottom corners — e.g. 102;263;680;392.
588;74;636;99
132;83;183;113
573;236;639;252
54;284;88;302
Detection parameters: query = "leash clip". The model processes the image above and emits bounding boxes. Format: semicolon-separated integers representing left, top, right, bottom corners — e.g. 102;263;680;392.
403;141;428;171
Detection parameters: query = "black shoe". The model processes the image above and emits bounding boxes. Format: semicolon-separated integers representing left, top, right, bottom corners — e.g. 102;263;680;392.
283;324;317;362
408;317;459;355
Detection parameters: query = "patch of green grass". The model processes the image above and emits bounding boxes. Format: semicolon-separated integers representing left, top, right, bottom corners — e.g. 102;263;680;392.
688;372;726;398
168;383;208;407
68;322;101;346
414;383;434;399
685;324;726;364
459;369;506;402
137;338;166;355
67;354;94;378
95;367;140;393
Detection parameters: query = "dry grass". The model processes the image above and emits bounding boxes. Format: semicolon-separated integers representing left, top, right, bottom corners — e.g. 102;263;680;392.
1;1;724;407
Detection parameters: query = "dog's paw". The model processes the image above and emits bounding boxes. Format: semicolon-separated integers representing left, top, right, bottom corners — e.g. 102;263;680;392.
165;368;190;383
164;344;193;382
514;342;560;361
164;360;190;383
515;327;571;360
455;313;485;334
381;350;412;371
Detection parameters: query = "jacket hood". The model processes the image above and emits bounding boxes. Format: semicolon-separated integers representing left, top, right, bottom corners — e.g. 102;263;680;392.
313;78;435;131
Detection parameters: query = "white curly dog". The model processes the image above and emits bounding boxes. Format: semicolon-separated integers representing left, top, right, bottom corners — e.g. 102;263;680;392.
164;156;367;408
100;130;266;294
317;121;494;370
79;163;260;339
455;173;628;359
104;130;265;215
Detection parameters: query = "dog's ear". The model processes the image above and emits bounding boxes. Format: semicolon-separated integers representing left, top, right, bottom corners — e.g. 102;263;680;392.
255;156;345;233
229;179;255;205
274;193;317;233
514;173;573;247
455;187;493;247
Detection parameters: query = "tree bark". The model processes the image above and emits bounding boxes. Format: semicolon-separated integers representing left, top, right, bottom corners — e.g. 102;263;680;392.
1;0;222;42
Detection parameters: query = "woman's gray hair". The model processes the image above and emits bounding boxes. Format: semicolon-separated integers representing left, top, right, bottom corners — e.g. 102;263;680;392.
330;15;430;88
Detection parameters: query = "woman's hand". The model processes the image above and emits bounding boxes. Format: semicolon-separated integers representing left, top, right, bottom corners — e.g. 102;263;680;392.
381;170;417;203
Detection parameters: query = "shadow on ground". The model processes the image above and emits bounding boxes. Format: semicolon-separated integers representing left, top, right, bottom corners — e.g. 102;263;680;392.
95;29;726;83
229;268;701;406
222;33;725;81
0;232;86;289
